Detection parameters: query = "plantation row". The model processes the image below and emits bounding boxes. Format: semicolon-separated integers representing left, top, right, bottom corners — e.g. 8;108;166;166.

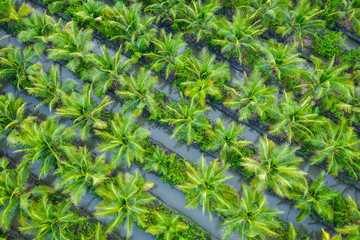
2;0;360;239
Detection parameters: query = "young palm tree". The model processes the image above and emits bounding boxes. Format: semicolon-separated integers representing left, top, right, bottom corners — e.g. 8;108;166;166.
0;45;41;89
337;87;360;125
84;46;131;98
298;56;353;110
48;0;80;14
104;1;156;58
95;113;150;168
242;136;307;197
218;184;282;239
54;146;112;205
146;212;188;240
13;116;76;178
0;157;51;230
144;146;176;176
333;0;360;34
307;118;360;178
146;29;187;79
276;0;325;47
48;21;94;72
292;171;337;222
145;0;184;24
322;229;342;240
0;93;35;142
177;0;219;42
336;195;360;239
180;48;229;106
95;170;155;238
162;95;211;145
76;0;105;23
116;68;158;116
213;10;265;64
0;0;31;23
178;156;238;221
56;84;113;140
206;118;250;161
18;11;61;52
224;70;277;121
26;63;78;111
20;197;86;239
269;91;324;142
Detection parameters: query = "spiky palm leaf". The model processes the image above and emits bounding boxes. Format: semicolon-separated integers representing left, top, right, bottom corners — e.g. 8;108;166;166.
146;212;188;240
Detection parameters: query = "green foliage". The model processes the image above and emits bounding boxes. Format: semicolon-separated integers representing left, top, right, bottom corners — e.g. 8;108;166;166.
312;30;346;60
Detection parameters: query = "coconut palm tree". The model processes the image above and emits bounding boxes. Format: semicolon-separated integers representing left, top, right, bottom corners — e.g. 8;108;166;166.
76;0;105;23
0;93;35;142
54;146;112;205
18;11;61;52
0;157;51;230
177;0;219;42
104;1;156;59
13;116;76;178
95;170;155;238
298;56;353;110
19;197;86;239
333;0;360;34
0;45;41;89
0;0;31;23
146;29;187;79
95;113;150;168
116;68;158;116
257;39;304;80
307;118;360;178
48;21;94;72
218;184;282;239
242;136;307;197
206;118;250;161
269;91;324;142
336;87;360;125
292;171;337;222
276;0;325;47
144;146;176;176
146;212;188;240
213;10;265;64
145;0;184;24
162;95;211;145
322;229;342;240
56;84;113;140
84;46;131;98
336;195;360;239
284;222;299;240
26;63;78;111
224;69;277;121
48;0;80;14
178;156;238;221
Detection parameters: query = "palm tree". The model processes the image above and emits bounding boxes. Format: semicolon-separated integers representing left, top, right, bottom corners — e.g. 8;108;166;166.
284;222;299;240
144;146;176;176
298;56;353;110
13;116;76;178
162;95;211;145
218;184;282;239
0;157;51;230
292;171;337;222
322;229;342;240
84;46;131;98
269;91;324;142
146;29;187;79
20;197;86;239
26;63;78;111
116;68;158;116
206;118;250;161
18;11;61;52
177;0;219;42
145;0;184;24
95;113;150;168
0;45;41;89
0;93;35;142
213;10;265;64
54;146;112;205
104;1;156;58
76;0;105;23
48;21;94;72
336;195;360;239
95;170;155;238
333;0;360;34
146;212;188;240
276;0;325;47
307;118;360;178
242;136;307;197
56;84;113;140
178;156;238;221
48;0;80;14
224;69;277;121
337;87;360;125
0;0;31;24
257;39;304;80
